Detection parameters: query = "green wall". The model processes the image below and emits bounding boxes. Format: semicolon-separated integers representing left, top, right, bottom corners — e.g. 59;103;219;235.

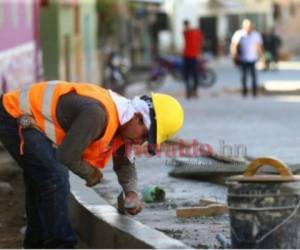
40;1;59;80
58;3;74;81
40;0;98;82
80;0;98;82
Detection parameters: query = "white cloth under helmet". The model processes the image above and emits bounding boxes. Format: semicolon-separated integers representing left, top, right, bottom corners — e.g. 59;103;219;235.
109;90;151;130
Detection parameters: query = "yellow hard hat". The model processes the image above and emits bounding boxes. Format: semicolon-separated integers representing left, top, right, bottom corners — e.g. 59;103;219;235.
140;93;184;155
151;93;184;145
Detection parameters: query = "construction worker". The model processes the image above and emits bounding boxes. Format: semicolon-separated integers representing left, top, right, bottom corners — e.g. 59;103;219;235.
0;81;184;248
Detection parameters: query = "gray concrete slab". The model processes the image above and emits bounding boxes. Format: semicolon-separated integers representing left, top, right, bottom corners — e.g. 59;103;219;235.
168;156;300;179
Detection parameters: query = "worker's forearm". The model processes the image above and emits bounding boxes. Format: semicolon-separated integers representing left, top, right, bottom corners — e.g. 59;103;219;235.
114;162;138;194
56;150;94;179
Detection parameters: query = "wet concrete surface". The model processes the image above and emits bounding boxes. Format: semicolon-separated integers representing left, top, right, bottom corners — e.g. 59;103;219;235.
95;156;229;249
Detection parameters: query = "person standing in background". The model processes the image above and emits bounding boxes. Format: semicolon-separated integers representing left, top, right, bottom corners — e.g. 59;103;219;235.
262;28;282;71
230;19;263;97
183;20;203;99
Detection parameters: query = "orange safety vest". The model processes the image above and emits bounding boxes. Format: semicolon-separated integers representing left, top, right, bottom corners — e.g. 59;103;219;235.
2;80;124;169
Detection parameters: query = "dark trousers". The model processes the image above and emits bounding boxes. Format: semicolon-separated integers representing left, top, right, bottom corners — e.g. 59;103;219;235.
240;61;257;96
0;98;77;248
183;57;199;98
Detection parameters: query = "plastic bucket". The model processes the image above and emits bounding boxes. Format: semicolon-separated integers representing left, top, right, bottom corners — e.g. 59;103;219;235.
227;157;300;248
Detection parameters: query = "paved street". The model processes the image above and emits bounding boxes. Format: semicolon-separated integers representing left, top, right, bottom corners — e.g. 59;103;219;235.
206;57;300;90
126;57;300;164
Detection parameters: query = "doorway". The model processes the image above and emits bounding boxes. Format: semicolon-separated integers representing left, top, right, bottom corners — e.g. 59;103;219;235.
199;16;217;56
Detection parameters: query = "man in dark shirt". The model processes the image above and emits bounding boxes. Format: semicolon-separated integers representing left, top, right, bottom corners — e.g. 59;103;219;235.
262;28;281;71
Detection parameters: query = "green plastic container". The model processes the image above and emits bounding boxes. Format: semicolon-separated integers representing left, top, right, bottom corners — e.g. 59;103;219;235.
142;186;166;203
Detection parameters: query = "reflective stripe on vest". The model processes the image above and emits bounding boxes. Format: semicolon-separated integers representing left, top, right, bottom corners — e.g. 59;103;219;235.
19;86;31;114
42;81;57;141
19;80;58;142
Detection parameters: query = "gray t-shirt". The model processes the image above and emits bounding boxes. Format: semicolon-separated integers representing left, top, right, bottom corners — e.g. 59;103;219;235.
56;92;137;193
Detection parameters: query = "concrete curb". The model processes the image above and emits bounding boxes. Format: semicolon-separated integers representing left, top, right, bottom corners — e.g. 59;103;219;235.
261;88;300;95
69;173;189;249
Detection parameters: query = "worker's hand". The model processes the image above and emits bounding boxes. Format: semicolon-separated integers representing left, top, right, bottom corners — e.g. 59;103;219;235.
85;168;103;187
124;191;144;215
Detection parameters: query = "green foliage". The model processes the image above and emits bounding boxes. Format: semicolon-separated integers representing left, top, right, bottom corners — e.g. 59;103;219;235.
128;2;140;16
96;0;120;46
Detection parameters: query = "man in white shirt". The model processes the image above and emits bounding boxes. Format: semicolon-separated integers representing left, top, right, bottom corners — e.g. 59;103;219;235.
230;19;263;97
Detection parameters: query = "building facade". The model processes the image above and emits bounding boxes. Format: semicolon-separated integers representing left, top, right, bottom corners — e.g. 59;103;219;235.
161;0;273;55
274;0;300;56
97;0;165;68
40;0;99;83
0;0;42;93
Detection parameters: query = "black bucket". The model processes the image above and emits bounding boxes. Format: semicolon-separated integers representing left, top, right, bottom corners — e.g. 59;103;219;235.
227;157;300;249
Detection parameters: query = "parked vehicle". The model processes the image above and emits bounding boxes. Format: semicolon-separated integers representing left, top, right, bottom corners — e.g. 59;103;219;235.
103;51;131;94
147;55;216;90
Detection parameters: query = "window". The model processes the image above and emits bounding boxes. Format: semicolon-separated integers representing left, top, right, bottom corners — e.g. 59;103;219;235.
273;3;281;20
